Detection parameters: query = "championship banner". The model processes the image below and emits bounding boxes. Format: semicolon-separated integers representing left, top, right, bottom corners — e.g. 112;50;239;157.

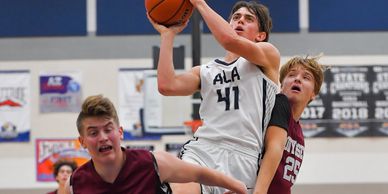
300;81;330;137
0;70;30;142
328;66;372;137
370;66;388;136
36;138;90;182
39;71;82;113
301;65;388;138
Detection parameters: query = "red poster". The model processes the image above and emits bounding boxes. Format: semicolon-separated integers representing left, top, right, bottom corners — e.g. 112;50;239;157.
36;138;90;181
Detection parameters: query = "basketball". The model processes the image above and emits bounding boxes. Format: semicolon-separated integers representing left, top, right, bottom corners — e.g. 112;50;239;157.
145;0;194;27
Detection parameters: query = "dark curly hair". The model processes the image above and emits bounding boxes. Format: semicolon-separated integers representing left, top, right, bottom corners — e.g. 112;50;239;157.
53;159;78;179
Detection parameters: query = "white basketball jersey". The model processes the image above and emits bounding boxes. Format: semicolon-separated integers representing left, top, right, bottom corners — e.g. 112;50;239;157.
195;57;279;155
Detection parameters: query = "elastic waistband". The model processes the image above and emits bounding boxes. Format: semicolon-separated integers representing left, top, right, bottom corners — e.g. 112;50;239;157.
195;137;261;160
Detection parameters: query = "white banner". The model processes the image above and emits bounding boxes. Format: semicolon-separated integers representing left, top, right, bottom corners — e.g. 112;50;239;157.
39;71;82;113
142;70;189;134
0;70;30;142
118;69;190;140
118;69;148;139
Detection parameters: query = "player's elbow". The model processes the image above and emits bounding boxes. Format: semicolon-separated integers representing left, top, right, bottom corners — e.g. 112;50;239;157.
158;84;175;96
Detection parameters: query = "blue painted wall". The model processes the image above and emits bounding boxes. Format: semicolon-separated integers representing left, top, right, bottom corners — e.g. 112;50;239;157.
2;0;387;37
0;0;87;37
310;0;388;31
97;0;299;35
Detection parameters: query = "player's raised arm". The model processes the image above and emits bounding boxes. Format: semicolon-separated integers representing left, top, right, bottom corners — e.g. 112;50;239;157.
147;14;201;96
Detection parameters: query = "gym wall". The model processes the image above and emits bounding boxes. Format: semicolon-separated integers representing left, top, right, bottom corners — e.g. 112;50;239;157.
1;0;388;193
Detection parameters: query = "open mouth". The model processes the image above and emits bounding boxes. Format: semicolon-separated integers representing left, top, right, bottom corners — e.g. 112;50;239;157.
99;145;113;152
291;85;301;92
235;26;244;32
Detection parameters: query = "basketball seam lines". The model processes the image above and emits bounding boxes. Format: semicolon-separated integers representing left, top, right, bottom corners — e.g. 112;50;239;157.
148;0;165;22
149;0;165;13
161;0;186;24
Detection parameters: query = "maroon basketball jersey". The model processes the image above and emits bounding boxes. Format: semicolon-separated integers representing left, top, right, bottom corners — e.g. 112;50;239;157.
70;148;171;194
267;94;305;194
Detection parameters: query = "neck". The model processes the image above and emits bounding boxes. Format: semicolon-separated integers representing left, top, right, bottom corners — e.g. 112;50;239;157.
94;149;126;183
291;101;308;121
224;52;239;63
57;185;66;194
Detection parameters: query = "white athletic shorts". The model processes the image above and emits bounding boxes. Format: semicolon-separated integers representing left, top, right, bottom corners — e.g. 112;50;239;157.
179;137;260;194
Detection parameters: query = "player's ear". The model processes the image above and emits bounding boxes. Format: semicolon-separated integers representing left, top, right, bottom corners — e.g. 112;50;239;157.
255;31;266;42
78;136;86;149
119;127;124;140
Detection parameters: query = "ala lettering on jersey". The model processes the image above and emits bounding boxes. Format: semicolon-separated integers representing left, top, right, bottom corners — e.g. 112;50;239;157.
213;66;241;85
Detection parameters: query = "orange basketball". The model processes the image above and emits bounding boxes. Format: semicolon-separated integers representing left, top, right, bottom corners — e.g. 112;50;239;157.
145;0;194;27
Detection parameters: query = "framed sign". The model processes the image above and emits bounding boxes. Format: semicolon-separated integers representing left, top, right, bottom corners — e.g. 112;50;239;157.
36;138;90;181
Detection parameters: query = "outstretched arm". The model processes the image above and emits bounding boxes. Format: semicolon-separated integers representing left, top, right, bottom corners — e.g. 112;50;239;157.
147;14;201;96
154;151;248;194
253;126;287;194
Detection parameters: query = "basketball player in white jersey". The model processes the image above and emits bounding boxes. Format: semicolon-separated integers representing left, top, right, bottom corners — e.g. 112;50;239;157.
147;1;280;193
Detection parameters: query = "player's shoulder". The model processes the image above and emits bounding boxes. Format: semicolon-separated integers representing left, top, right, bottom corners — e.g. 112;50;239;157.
274;93;291;109
256;41;279;53
276;93;289;101
191;65;201;74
